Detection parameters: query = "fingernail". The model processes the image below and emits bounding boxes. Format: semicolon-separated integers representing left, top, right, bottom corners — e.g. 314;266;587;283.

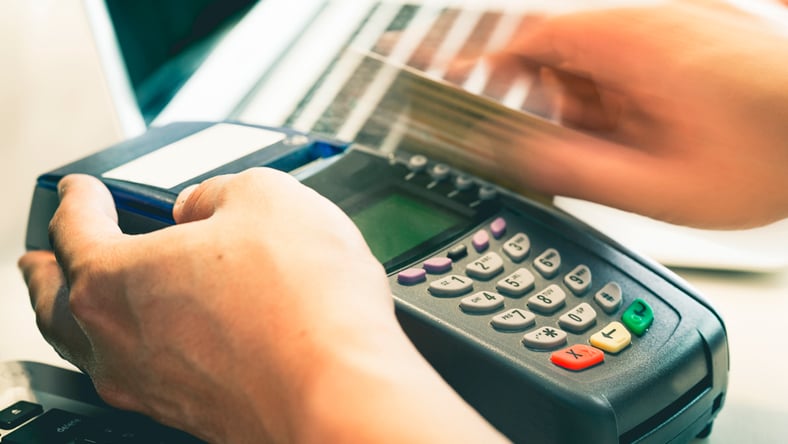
172;184;199;221
176;184;199;206
57;178;67;198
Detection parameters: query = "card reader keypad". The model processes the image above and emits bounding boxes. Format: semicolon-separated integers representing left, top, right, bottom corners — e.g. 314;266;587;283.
396;215;657;372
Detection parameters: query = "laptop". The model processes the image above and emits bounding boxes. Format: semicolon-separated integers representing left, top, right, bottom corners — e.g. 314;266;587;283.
147;0;788;273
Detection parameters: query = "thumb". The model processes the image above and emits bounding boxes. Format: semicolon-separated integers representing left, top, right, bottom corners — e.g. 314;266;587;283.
172;175;234;224
504;7;664;86
492;128;673;219
48;175;123;272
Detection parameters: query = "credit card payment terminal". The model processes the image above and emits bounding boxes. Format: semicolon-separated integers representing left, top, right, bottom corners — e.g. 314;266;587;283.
24;121;728;444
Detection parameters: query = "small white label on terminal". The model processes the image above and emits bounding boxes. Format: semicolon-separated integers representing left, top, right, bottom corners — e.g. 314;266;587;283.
102;123;286;188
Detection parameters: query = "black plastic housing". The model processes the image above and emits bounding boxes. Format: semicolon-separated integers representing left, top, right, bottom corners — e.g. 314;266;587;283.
23;122;728;443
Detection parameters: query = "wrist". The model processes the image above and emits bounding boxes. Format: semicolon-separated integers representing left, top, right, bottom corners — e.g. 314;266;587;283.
294;326;508;443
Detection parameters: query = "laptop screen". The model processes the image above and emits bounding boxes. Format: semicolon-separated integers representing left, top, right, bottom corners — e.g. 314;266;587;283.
88;0;257;130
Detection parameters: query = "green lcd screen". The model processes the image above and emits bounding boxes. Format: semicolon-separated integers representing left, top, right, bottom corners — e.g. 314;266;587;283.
350;192;465;265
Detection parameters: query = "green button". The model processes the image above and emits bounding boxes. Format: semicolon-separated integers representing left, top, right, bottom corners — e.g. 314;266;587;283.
621;298;654;336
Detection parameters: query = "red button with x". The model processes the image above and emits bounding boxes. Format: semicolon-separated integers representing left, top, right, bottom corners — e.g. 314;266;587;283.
550;344;605;371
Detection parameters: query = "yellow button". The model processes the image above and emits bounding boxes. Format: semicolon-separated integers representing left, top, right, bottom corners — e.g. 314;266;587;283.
590;322;631;353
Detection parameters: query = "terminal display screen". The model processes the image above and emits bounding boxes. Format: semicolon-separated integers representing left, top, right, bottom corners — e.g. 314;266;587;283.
350;191;464;266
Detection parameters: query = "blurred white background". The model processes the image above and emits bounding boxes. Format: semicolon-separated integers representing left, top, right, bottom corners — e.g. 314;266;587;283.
0;0;124;367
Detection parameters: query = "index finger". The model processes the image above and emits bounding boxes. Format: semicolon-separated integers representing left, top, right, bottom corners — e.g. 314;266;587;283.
507;1;752;83
505;7;672;85
48;174;124;273
18;250;93;369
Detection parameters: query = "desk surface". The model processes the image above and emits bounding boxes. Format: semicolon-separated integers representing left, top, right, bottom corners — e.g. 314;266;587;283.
2;1;787;443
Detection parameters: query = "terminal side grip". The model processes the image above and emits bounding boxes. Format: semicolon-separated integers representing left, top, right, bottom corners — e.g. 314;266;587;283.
24;178;177;251
25;185;60;251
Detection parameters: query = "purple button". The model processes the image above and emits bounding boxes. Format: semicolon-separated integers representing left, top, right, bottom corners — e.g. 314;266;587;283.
490;217;507;239
423;257;453;274
472;229;490;252
397;268;427;285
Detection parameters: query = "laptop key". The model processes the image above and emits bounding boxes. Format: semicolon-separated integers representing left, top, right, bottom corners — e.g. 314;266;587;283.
79;414;205;444
2;408;91;443
0;400;44;430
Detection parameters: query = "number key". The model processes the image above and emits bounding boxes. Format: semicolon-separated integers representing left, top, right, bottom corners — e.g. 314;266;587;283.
564;265;592;295
491;309;536;331
502;232;530;262
558;303;597;333
465;252;504;280
496;268;535;297
429;275;473;297
527;284;566;314
460;291;505;313
533;248;561;278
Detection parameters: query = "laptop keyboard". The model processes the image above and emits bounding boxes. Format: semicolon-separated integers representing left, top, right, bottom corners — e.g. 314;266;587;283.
0;405;200;444
0;362;202;444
